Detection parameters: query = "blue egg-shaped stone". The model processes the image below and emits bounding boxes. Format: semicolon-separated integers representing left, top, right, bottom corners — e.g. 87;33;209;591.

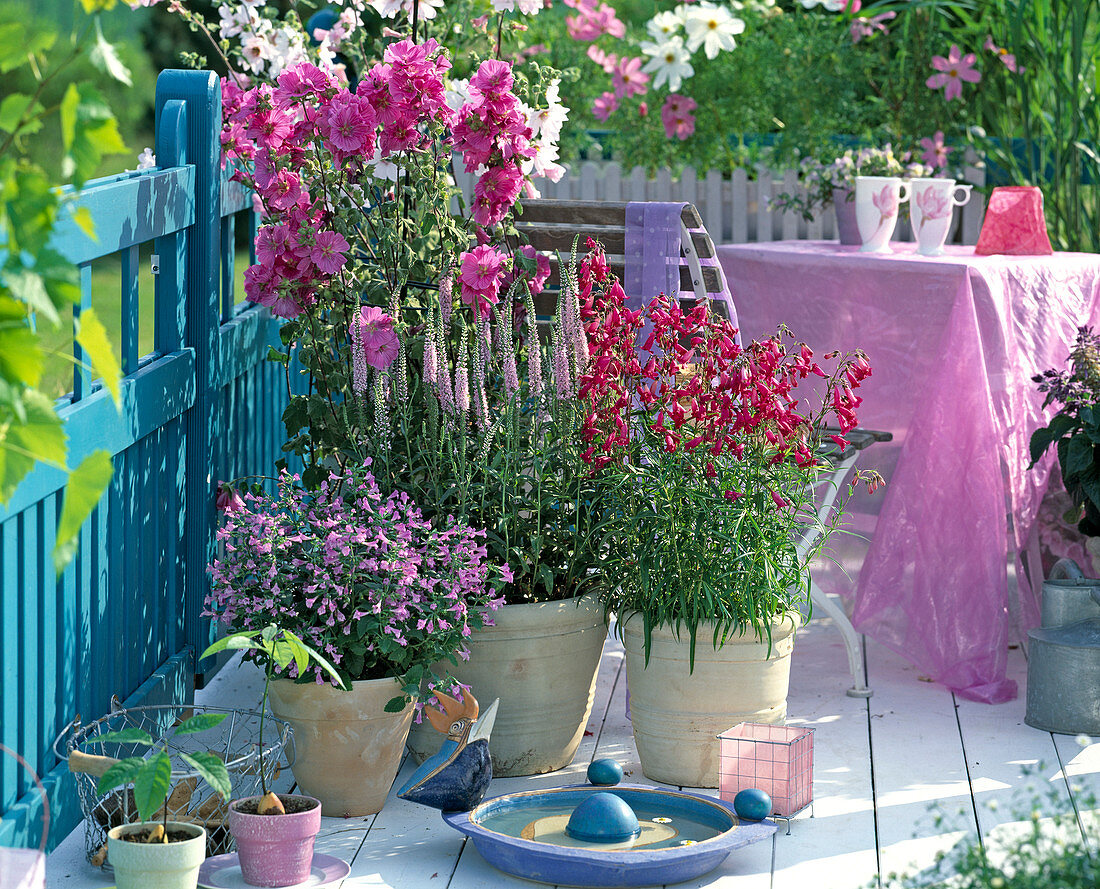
733;788;772;821
305;8;340;45
565;792;640;843
586;758;624;786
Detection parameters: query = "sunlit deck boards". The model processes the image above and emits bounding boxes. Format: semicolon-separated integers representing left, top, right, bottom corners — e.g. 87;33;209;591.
47;606;1100;889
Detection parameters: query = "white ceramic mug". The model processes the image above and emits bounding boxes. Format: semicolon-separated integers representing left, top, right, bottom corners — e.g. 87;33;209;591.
909;178;973;256
856;176;911;253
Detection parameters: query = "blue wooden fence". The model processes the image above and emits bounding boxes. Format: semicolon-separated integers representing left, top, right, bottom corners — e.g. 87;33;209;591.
0;69;288;852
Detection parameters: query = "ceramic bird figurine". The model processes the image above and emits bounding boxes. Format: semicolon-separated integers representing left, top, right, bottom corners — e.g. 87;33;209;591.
397;690;498;813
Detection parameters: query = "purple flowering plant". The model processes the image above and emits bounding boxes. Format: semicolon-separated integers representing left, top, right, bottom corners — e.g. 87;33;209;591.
205;461;507;701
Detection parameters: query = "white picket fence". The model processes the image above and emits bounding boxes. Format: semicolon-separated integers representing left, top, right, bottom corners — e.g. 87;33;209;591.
453;161;987;246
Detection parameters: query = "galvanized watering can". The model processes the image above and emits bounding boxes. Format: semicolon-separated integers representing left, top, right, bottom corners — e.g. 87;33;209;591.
1026;559;1100;734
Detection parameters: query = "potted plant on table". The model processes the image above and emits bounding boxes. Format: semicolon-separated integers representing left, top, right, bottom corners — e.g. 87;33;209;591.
201;625;344;888
575;240;879;787
205;461;506;816
82;715;232;889
773;145;932;244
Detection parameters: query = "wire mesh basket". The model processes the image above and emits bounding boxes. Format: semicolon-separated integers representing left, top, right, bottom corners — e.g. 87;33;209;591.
53;700;293;869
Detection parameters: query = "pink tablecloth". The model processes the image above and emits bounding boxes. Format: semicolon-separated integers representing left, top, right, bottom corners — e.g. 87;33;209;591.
717;241;1100;703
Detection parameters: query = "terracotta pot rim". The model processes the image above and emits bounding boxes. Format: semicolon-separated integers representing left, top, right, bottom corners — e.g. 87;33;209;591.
491;591;602;613
107;821;206;843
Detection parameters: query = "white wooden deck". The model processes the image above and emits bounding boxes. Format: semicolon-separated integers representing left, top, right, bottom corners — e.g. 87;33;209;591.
47;605;1100;889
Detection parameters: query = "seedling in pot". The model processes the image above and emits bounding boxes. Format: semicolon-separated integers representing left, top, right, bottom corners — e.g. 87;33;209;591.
82;714;232;843
202;624;344;815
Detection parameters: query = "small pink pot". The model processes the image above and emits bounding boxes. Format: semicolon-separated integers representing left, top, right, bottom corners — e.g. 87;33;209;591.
228;795;321;887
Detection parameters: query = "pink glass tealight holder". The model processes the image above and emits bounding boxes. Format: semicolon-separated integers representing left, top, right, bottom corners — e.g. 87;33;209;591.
717;722;815;818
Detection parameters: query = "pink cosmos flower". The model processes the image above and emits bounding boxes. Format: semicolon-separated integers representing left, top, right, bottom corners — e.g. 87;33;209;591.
310;231;350;275
612;56;649;99
587;45;618;74
592;91;619;122
926;45;981;102
660;94;697;140
358;306;400;370
850;10;895;43
984;36;1018;73
919;130;953;169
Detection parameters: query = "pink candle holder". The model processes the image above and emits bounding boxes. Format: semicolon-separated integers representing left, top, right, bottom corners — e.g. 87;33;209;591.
717;723;815;818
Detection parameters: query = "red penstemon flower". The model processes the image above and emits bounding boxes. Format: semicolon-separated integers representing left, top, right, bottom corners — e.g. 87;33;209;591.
574;241;875;495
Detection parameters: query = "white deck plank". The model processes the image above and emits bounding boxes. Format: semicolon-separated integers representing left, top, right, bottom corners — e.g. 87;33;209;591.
863;638;976;882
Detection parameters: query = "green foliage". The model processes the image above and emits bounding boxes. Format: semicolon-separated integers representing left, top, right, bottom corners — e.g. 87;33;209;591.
85;713;232;825
0;4;128;569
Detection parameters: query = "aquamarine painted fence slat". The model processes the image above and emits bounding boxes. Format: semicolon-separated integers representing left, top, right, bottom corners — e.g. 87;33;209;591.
0;69;290;853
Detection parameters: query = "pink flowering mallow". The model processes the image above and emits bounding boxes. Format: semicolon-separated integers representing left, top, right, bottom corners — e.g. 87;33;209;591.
919;130;953;170
459;245;509;316
660;94;697;140
984;36;1018;73
358;306;401;370
310;230;350;274
592;91;619;122
926;45;981;101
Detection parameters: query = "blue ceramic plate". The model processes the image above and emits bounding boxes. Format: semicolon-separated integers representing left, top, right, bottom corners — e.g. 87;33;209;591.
443;783;775;887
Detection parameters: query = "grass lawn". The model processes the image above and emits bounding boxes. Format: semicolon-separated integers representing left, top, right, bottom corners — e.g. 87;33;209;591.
40;245;251;401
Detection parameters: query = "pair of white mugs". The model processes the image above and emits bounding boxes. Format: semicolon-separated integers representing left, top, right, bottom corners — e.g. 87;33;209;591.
854;175;972;255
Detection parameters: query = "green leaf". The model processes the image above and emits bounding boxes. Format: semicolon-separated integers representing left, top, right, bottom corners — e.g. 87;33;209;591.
75;307;121;406
133;751;172;823
85;728;153;747
179;752;232;800
1066;436;1094;478
0;323;44;387
63;84;127;188
283;630;345;688
0;390;66;505
53;450;113;572
384;695;409;713
200;631;261;660
59;84;79;153
6;268;59;326
0;24;27;73
0;94;43;136
89;20;131;87
94;758;144;797
174;713;228;736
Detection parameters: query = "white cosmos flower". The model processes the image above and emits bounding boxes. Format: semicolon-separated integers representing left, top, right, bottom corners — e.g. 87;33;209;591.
641;36;694;92
491;0;541;12
683;3;745;59
646;10;682;40
370;0;444;19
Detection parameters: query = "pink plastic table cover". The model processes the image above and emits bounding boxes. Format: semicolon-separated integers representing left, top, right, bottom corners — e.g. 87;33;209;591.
717;240;1100;703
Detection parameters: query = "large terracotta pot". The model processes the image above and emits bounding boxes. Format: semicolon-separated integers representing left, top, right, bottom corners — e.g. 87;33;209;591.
406;594;606;777
268;676;414;816
622;612;800;788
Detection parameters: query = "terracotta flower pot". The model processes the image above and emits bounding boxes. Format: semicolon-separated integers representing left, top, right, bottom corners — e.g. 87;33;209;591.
622;612;801;788
228;795;321;887
268;676;414;816
106;822;206;889
406;594;606;776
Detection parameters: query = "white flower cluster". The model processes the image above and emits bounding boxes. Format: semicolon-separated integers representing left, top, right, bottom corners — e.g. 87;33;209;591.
797;0;852;11
219;1;366;76
489;0;543;14
369;0;445;21
638;1;747;92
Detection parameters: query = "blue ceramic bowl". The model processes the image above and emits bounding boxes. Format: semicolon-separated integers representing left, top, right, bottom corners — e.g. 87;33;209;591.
442;784;775;888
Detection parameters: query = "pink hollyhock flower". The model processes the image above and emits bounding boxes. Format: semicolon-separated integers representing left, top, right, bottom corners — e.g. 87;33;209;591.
265;169;303;211
326;93;376;153
919;130;953;169
592;91;619;122
612;56;649;99
984;36;1018;73
926;45;981;101
358;306;400;370
459;245;508;316
310;230;350;275
469;59;515;99
850;10;895;43
255;224;291;266
273;62;335;108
